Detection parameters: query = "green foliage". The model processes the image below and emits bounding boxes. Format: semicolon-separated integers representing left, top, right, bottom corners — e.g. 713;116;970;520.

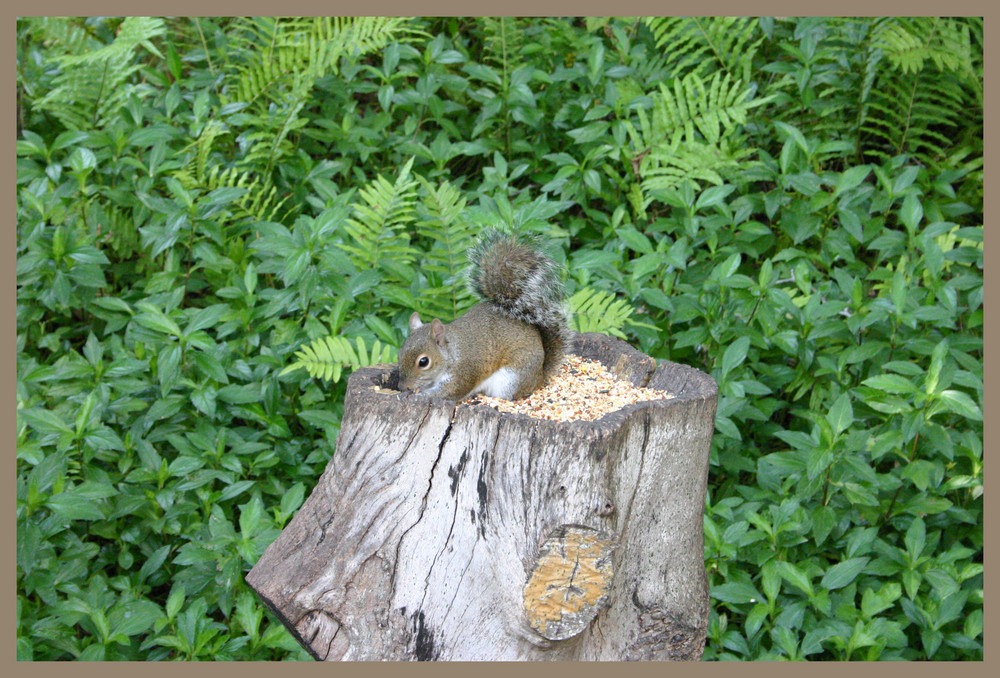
569;288;635;339
761;17;982;168
625;71;772;210
414;175;477;321
223;17;421;174
17;16;981;661
643;17;764;83
281;335;397;383
25;17;167;131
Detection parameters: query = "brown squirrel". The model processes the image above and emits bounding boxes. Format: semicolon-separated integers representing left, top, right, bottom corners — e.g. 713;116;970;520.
398;228;571;401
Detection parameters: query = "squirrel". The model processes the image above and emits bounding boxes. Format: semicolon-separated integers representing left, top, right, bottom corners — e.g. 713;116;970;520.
398;227;571;401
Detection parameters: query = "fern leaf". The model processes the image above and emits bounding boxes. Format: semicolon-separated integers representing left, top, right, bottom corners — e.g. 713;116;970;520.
650;72;771;149
341;157;419;274
31;17;166;131
643;17;763;83
623;71;766;199
770;18;982;166
569;288;634;339
414;175;475;321
876;18;973;77
225;17;421;174
862;67;970;162
281;334;397;383
19;17;91;58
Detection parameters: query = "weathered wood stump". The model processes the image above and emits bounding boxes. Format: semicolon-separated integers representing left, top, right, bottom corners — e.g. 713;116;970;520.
246;332;717;661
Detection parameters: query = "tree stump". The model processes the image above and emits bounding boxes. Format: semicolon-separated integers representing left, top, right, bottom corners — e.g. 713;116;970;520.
246;332;717;661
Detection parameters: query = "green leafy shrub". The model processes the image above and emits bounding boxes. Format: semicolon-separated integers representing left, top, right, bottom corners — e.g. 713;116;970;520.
17;16;981;660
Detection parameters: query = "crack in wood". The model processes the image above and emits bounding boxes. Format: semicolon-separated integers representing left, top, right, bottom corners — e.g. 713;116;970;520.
620;409;652;543
388;403;456;602
442;533;479;624
417;458;463;614
322;623;339;661
316;510;336;545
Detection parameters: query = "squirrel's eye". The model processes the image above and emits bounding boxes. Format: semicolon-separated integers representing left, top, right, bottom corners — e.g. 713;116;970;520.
417;355;430;369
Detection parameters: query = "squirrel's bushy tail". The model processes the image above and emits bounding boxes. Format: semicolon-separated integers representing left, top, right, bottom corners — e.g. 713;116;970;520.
468;227;571;380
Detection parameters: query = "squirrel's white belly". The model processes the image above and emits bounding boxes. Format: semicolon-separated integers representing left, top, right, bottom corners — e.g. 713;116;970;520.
473;367;521;400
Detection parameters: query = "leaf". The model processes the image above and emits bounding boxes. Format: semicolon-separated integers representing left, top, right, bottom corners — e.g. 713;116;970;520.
238;495;268;538
296;410;342;430
904;517;926;560
899;193;924;233
774;120;809;153
134;303;183;337
111;600;164;638
185;304;230;334
19;408;74;436
935;390;982;421
834;165;871;196
712;581;762;604
811;505;837;546
826;393;853;438
216;384;262;404
218;480;256;502
46;492;105;521
777;561;814;596
838;207;865;243
695;184;736;210
616;226;653;254
923;569;960;599
569;288;634;338
862;374;917;394
165;584;186;619
720;336;751;378
861;582;902;619
892;166;920;195
820;557;869;590
279;483;306;517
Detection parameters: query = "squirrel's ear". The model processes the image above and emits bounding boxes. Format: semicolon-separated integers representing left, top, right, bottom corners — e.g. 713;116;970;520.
409;311;424;331
430;318;447;346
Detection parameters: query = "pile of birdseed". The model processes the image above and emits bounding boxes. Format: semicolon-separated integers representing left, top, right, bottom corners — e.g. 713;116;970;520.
464;354;675;422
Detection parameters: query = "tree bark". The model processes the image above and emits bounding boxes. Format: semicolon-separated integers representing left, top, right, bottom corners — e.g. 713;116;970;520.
246;332;717;661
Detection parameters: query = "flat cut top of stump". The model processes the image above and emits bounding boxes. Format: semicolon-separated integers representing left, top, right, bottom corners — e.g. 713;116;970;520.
466;354;675;422
366;332;717;430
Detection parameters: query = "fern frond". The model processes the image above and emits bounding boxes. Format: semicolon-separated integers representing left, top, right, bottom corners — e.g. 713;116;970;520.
414;175;475;321
862;67;970;162
876;17;973;77
761;18;980;167
281;334;397;382
177;119;228;186
622;71;765;200
30;17;165;131
226;16;419;106
642;17;763;83
171;120;288;222
94;203;142;260
238;91;310;174
641;139;752;197
340;157;419;274
569;288;634;339
651;72;771;148
19;17;92;57
224;17;420;174
186;165;288;223
480;17;526;73
57;17;165;67
861;18;982;164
